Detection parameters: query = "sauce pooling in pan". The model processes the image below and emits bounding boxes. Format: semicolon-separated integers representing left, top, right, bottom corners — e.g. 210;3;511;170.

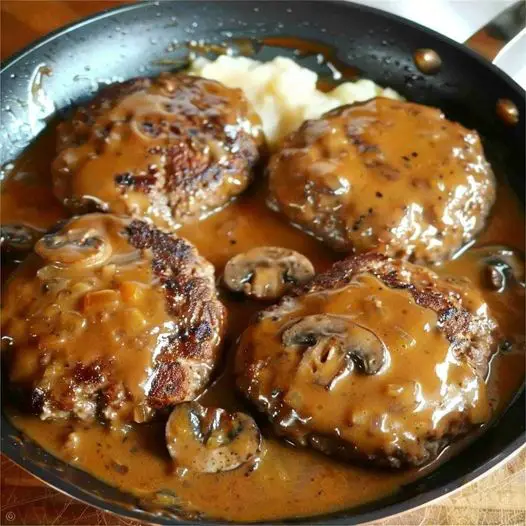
1;38;525;522
2;129;524;521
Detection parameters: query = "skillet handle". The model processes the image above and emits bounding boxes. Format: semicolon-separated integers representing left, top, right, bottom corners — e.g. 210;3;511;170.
464;1;525;61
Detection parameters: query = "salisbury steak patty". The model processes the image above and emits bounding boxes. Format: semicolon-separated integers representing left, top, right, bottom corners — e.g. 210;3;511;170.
2;214;226;424
52;73;264;228
235;253;498;468
267;98;496;263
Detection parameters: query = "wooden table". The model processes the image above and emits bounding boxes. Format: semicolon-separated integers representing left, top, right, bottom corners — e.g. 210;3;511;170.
1;2;525;525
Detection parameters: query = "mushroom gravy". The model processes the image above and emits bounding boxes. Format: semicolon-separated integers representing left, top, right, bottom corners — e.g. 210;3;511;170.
235;271;493;467
2;213;226;425
1;120;524;521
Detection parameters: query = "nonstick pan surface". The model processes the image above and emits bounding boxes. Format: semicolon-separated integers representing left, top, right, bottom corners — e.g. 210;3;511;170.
1;2;524;524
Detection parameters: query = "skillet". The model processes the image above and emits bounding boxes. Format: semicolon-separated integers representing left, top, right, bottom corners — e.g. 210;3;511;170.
1;1;525;524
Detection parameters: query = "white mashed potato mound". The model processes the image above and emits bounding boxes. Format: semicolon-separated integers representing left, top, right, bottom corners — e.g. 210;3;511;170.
189;55;401;147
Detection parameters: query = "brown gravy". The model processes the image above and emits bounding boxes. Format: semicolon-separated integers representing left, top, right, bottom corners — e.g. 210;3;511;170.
2;126;525;521
1;41;524;520
267;97;496;262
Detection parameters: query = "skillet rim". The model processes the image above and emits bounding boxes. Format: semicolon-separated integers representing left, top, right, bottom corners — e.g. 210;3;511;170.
1;0;525;98
1;1;525;525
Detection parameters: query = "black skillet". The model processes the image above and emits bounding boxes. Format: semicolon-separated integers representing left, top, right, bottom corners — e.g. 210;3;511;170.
1;1;525;524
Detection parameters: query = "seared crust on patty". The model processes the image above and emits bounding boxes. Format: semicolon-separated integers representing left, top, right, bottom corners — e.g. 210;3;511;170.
267;98;496;263
2;214;226;423
52;73;264;228
125;219;226;408
235;253;498;468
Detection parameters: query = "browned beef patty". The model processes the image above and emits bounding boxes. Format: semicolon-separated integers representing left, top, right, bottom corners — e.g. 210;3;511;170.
52;74;264;228
2;214;226;424
267;98;496;264
235;253;499;468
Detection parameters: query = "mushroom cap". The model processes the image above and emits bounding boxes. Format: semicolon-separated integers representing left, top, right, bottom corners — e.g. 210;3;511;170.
165;402;261;473
282;314;387;375
471;245;525;292
223;246;315;300
1;224;41;256
35;227;112;269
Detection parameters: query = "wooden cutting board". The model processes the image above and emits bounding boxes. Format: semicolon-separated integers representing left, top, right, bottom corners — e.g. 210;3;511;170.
1;2;524;525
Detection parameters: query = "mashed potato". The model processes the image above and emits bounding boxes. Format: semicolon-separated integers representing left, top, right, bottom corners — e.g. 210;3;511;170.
189;55;400;147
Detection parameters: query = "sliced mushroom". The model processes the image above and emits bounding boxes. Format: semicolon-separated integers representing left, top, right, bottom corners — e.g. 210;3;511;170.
223;247;315;300
35;228;112;268
473;245;525;292
165;402;261;473
296;338;353;390
0;224;41;256
282;314;387;375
